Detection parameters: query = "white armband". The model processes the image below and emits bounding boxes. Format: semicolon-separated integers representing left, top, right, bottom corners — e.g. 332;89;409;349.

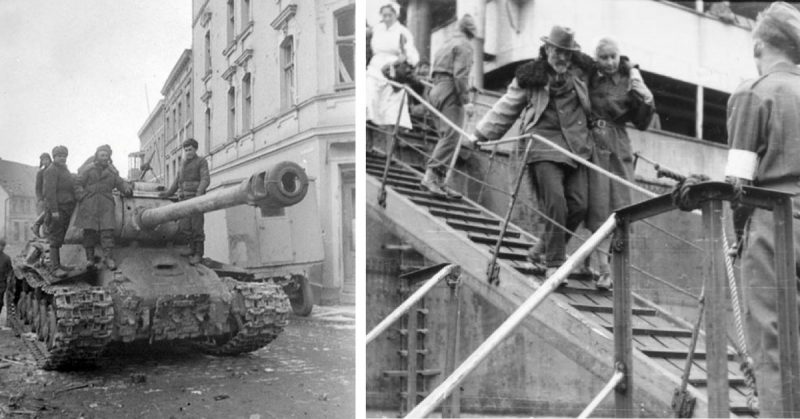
724;149;758;180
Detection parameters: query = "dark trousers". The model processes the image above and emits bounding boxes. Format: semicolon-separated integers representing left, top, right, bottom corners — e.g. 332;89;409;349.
0;280;5;314
427;80;464;176
529;161;588;267
742;198;800;417
178;213;205;244
83;229;114;249
46;203;75;248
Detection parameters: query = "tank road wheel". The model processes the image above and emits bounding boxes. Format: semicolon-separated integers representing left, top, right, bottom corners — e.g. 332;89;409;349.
30;297;38;333
17;290;28;324
37;301;49;342
45;305;57;350
288;275;314;317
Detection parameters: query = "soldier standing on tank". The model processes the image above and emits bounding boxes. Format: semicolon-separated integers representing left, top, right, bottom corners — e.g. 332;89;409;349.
160;138;210;265
42;145;76;277
74;145;131;270
30;153;52;238
0;239;11;316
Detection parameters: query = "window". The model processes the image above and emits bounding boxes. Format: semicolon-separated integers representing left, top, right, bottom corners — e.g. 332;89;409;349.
172;108;177;136
178;102;183;127
185;91;191;123
334;6;355;88
204;31;212;74
242;73;252;131
227;0;235;45
166;116;171;138
205;107;212;150
14;222;20;242
641;70;729;145
280;36;295;109
228;86;236;139
241;0;251;28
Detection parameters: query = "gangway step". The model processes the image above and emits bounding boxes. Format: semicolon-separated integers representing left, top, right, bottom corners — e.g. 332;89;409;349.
428;209;500;226
378;177;422;190
570;303;657;316
445;220;522;237
399;391;429;399
602;325;693;338
688;377;746;387
383;369;442;377
640;347;735;360
407;195;483;215
467;233;534;249
365;168;421;184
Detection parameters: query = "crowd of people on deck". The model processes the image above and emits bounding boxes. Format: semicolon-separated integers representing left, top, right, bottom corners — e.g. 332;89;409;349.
367;1;800;415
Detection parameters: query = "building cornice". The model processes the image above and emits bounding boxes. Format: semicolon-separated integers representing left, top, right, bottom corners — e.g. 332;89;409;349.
201;90;212;104
222;65;236;81
192;0;211;27
137;99;165;138
161;49;193;95
270;4;297;30
234;48;253;67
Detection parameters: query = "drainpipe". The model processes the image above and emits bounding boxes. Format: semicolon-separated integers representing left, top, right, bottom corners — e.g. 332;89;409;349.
473;0;486;90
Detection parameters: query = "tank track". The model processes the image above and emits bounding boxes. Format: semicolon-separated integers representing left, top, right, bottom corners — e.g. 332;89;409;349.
8;270;114;370
194;279;290;355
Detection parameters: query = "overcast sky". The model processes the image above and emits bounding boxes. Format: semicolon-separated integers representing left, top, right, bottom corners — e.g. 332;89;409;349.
0;1;191;174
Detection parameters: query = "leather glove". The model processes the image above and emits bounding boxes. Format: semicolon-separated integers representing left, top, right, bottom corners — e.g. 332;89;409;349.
671;174;709;211
51;211;60;221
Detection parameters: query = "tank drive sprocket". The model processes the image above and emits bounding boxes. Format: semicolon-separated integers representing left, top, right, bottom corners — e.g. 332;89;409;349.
193;278;291;355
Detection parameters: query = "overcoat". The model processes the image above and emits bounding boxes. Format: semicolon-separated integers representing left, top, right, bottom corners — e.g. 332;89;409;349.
73;162;127;230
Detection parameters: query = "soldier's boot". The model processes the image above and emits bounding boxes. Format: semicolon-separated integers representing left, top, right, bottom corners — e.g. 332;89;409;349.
102;248;117;270
420;169;447;198
84;246;96;268
49;246;68;278
189;242;203;266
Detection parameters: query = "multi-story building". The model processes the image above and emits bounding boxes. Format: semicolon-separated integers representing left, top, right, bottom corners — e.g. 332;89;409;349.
162;49;194;188
180;0;355;304
0;160;38;246
133;99;165;182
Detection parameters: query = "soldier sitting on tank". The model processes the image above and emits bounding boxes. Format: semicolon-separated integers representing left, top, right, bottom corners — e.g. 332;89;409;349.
159;138;210;265
42;145;76;277
74;145;132;270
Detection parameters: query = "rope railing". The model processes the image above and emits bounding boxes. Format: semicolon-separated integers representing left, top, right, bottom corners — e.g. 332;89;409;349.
405;215;618;418
365;264;458;345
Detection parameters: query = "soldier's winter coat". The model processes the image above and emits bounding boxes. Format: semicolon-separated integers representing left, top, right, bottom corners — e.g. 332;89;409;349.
73;162;128;230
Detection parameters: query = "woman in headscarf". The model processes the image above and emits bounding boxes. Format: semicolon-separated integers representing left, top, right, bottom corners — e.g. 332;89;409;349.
366;1;420;153
584;37;655;290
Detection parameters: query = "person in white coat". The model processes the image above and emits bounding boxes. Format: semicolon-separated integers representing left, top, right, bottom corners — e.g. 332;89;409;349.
366;1;420;153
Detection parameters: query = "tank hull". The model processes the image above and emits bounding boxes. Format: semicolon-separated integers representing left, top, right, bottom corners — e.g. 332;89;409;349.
6;241;291;370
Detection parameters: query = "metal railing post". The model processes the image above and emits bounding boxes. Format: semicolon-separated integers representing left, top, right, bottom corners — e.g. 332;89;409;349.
405;291;419;413
366;264;459;345
486;138;533;284
378;90;408;208
405;215;617;418
612;218;633;417
701;199;729;417
441;272;463;418
773;196;800;415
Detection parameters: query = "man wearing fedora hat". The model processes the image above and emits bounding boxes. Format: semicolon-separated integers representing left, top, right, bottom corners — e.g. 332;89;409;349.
472;25;593;283
420;14;477;198
723;2;800;415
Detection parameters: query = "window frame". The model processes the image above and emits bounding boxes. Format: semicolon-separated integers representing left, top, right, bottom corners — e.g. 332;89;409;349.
333;5;355;90
280;36;295;110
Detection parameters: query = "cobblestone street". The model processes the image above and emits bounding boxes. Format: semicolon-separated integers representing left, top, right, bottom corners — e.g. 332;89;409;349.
0;305;355;418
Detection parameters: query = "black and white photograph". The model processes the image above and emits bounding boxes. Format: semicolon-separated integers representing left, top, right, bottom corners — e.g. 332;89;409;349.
0;1;355;417
365;0;800;417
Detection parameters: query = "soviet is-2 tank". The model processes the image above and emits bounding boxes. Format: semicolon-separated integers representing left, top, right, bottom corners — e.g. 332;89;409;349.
5;161;309;370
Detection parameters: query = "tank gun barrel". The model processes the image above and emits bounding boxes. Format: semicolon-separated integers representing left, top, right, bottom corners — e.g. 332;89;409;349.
138;161;308;230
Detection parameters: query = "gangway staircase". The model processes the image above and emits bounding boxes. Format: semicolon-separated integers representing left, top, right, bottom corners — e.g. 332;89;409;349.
366;151;757;417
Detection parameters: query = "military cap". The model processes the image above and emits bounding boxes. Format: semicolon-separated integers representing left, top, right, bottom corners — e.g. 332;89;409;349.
51;145;68;157
95;144;112;156
459;14;477;37
182;138;199;149
754;1;800;62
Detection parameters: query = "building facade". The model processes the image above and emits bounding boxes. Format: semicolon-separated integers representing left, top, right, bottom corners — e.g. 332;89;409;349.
133;99;165;182
178;0;355;303
162;49;194;188
0;160;38;246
